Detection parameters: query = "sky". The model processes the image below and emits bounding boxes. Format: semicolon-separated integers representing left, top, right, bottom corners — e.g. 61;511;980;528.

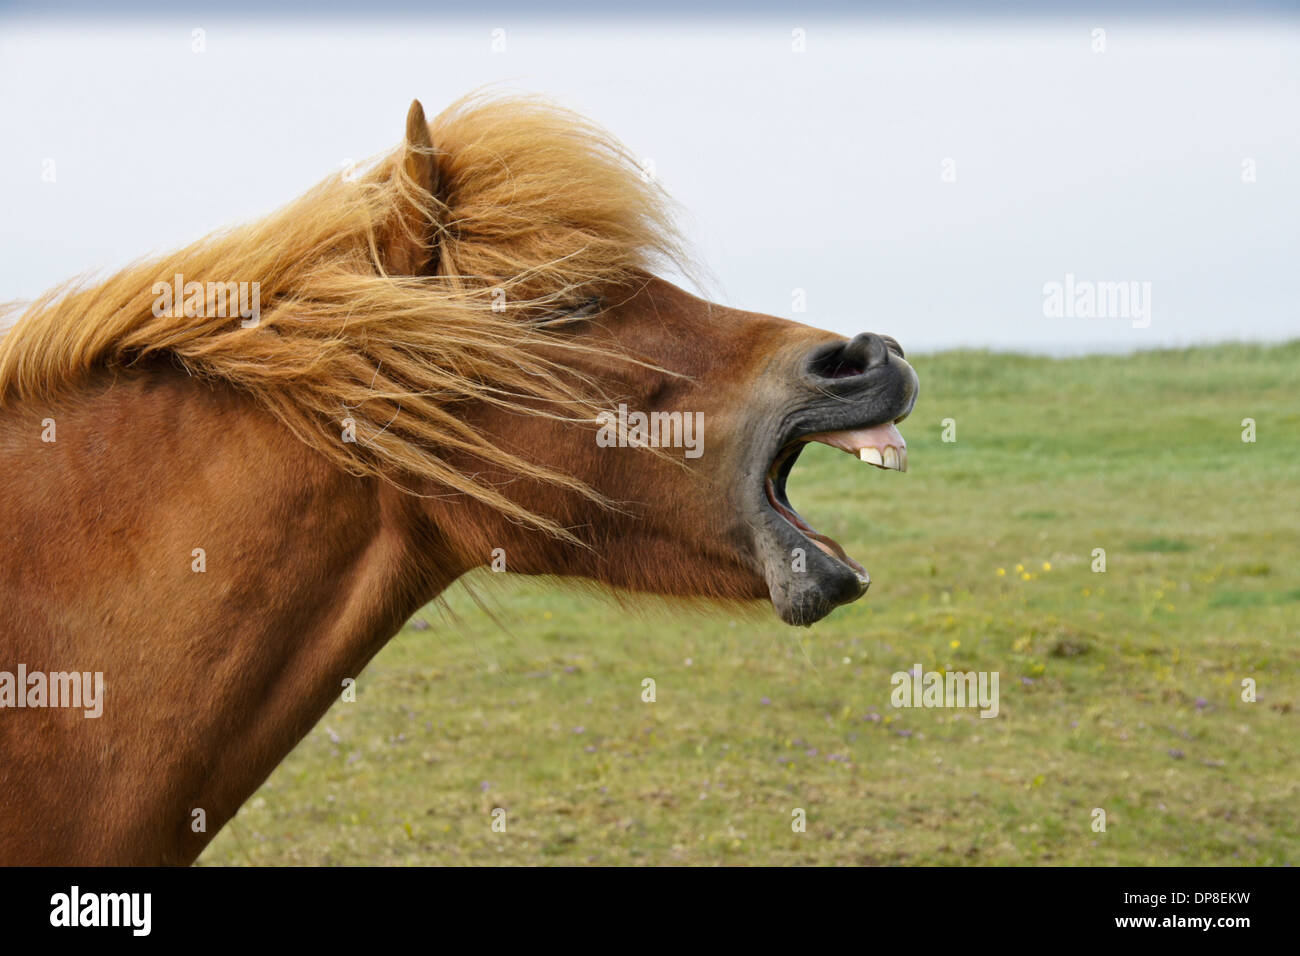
1;4;1296;354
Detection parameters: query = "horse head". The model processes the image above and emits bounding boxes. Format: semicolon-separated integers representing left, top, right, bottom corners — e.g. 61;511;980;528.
379;99;919;625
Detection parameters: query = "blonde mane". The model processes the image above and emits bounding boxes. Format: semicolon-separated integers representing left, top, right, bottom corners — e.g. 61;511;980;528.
0;94;685;537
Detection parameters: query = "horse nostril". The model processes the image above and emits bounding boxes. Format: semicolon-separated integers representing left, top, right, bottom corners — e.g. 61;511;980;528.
878;334;904;359
843;333;890;372
808;332;901;380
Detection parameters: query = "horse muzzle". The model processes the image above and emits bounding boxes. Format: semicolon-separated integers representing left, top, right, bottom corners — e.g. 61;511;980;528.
741;333;919;626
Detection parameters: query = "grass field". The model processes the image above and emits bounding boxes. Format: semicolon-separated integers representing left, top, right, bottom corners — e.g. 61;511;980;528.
200;342;1300;866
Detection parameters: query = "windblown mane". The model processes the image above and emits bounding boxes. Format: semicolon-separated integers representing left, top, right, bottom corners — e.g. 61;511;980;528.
0;94;684;537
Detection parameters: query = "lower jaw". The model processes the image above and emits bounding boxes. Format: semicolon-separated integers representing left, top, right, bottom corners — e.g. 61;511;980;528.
756;514;872;626
765;561;870;626
763;477;869;582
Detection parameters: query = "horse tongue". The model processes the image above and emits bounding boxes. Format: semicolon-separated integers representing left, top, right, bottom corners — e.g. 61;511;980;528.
803;423;907;471
806;529;865;573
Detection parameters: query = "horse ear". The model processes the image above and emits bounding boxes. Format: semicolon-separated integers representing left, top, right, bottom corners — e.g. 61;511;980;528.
382;99;439;275
403;99;436;191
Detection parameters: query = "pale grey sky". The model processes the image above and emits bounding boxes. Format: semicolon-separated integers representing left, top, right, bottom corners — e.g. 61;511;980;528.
1;17;1296;353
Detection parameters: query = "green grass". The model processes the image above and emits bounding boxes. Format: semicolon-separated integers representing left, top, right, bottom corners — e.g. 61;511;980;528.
200;341;1300;866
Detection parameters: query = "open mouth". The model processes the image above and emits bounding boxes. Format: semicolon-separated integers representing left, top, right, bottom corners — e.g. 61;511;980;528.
763;420;908;584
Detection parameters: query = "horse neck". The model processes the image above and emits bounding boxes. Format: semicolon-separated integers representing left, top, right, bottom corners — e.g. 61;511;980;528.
0;367;461;863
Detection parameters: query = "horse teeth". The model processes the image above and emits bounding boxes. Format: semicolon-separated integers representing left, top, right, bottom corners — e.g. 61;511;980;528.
858;446;907;471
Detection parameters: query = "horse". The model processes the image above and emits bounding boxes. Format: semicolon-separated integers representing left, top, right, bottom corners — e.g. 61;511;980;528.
0;95;917;864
